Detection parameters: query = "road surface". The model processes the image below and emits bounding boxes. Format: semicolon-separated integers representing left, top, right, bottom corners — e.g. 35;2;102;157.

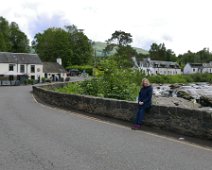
0;86;212;170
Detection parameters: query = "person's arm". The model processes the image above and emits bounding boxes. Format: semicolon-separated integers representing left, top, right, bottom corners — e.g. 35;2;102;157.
138;89;143;103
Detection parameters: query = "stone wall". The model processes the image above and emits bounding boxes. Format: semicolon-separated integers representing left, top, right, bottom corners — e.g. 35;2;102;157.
33;83;212;140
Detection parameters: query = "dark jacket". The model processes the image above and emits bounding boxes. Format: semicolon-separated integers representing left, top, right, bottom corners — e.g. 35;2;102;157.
138;85;153;108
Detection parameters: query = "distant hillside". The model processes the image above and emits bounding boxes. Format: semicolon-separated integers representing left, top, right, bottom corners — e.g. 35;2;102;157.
92;41;149;57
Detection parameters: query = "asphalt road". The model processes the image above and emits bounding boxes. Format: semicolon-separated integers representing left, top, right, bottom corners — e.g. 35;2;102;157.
0;86;212;170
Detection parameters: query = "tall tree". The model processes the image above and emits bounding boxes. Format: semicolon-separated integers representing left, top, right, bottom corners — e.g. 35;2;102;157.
65;25;93;65
32;25;93;67
177;48;212;66
108;30;132;47
149;43;176;61
32;28;72;67
104;30;136;68
0;16;30;53
9;22;30;53
0;16;11;51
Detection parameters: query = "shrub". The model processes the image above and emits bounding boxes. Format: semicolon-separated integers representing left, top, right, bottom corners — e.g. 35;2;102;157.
80;78;99;96
55;82;83;94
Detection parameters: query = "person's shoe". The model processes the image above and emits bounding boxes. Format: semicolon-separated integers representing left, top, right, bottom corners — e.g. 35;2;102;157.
131;124;141;130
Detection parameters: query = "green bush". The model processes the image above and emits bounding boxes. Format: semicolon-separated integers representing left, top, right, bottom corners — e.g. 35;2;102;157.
24;79;35;85
80;78;100;96
55;82;83;94
148;73;212;84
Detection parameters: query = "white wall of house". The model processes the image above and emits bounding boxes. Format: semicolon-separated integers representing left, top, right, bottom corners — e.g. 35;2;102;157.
183;63;212;74
141;67;181;75
202;68;212;73
155;68;181;75
0;63;12;74
27;64;43;80
183;63;193;74
183;63;202;74
0;63;43;80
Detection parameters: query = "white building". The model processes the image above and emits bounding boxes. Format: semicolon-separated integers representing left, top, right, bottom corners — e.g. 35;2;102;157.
183;62;212;74
137;58;181;75
0;52;43;81
43;58;67;81
0;52;67;84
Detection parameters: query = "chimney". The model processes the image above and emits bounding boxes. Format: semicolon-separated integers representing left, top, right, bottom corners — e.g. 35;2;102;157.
56;58;62;65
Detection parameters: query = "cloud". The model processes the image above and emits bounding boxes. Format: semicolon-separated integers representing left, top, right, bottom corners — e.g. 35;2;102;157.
162;35;173;42
1;0;212;55
28;14;70;41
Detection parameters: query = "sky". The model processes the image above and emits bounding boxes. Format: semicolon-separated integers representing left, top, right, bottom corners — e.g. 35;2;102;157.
0;0;212;55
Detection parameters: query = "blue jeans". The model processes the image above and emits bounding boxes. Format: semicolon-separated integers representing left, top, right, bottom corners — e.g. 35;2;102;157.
135;107;146;125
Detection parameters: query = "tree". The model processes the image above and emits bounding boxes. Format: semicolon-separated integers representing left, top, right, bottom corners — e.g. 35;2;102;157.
0;16;10;51
177;48;212;66
32;25;93;67
149;43;176;61
0;16;30;53
66;25;93;65
108;30;132;47
104;30;136;68
115;45;137;68
9;22;30;53
32;28;72;67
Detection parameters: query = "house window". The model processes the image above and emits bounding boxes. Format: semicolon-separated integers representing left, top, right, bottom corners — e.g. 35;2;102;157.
193;68;195;72
31;75;35;80
31;65;35;73
9;64;14;71
20;65;25;73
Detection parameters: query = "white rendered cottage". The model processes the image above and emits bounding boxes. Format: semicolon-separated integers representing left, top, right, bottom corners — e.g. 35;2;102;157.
138;58;181;75
0;52;43;82
183;62;212;74
42;58;67;81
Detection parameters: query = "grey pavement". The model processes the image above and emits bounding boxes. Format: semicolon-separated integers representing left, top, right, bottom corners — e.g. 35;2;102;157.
0;86;212;170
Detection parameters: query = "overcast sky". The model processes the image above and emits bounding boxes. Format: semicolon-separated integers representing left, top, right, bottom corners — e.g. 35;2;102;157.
1;0;212;55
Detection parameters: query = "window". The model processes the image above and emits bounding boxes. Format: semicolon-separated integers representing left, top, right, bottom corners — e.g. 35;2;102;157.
31;65;35;73
193;68;195;72
20;65;25;73
9;64;14;71
31;75;35;80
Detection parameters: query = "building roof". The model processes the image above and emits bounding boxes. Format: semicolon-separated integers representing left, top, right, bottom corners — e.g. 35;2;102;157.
189;63;203;68
0;52;42;64
141;58;180;68
202;63;212;68
43;62;66;73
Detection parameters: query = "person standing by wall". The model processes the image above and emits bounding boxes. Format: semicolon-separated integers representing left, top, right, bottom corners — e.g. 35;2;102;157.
132;78;153;130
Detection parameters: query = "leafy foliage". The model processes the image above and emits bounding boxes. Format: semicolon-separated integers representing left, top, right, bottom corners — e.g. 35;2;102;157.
55;83;83;94
148;73;212;84
149;43;176;61
32;25;93;67
0;16;30;52
32;28;71;67
178;48;212;65
56;58;144;101
103;30;138;68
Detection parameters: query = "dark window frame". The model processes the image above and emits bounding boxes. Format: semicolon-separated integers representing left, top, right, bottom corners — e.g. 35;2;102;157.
31;65;35;73
9;64;14;71
20;65;25;73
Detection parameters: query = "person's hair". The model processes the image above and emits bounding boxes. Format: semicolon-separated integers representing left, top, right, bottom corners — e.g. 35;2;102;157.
141;78;150;87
